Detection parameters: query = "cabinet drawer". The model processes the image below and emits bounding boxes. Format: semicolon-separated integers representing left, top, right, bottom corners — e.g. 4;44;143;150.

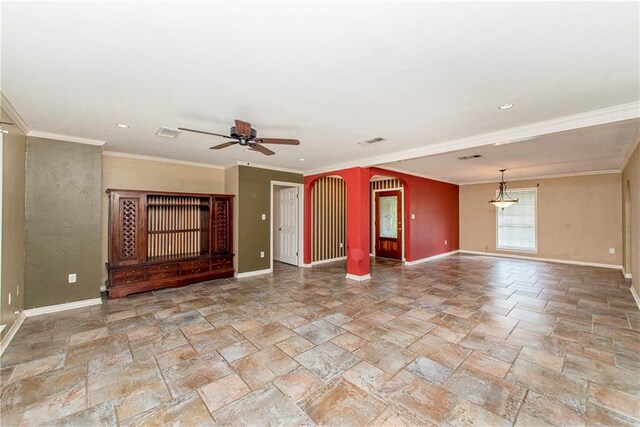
211;259;233;270
147;263;180;274
180;259;210;270
112;268;146;279
182;266;209;275
112;274;145;285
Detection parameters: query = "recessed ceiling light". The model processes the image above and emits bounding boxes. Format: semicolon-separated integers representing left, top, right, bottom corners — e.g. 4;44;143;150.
299;158;305;162
116;123;129;128
498;103;514;110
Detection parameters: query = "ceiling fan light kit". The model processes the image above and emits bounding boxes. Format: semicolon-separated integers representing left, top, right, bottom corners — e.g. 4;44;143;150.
178;119;300;156
489;169;519;208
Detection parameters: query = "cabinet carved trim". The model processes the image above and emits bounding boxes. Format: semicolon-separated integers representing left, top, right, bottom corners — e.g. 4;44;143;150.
120;198;139;260
107;189;234;298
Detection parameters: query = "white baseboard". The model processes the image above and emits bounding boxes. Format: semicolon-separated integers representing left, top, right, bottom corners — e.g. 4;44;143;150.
312;256;347;266
301;263;313;268
236;268;273;279
346;273;371;281
23;298;102;317
631;286;640;311
459;250;623;270
404;250;460;266
622;267;632;279
0;311;26;356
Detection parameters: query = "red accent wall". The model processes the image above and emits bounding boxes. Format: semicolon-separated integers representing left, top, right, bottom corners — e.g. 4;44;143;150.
304;166;459;276
369;167;459;262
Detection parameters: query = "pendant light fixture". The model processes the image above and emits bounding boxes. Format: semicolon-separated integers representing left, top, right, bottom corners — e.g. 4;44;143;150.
489;169;518;208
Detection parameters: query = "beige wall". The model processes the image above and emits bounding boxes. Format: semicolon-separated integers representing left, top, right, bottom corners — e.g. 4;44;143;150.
1;108;26;338
101;155;225;283
622;142;640;296
460;173;622;266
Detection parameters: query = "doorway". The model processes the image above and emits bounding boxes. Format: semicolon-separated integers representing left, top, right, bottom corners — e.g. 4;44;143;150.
625;179;632;278
374;189;403;260
271;181;304;268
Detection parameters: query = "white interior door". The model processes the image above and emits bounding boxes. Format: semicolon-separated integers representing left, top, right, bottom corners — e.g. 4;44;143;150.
279;187;299;265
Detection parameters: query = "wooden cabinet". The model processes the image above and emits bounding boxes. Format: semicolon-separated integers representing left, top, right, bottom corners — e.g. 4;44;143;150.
106;189;234;298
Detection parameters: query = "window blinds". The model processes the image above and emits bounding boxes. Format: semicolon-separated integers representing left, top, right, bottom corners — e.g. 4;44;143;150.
496;188;536;251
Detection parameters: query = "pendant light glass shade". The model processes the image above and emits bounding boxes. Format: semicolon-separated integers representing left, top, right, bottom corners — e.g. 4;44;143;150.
489;169;518;208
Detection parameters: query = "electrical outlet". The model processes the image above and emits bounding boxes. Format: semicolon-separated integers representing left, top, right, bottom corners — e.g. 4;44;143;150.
339;242;343;248
68;273;77;283
411;214;415;220
261;214;266;220
608;248;615;254
16;285;19;296
8;293;11;306
260;251;265;258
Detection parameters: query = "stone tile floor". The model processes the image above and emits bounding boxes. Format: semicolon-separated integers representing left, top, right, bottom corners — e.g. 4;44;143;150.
1;254;639;426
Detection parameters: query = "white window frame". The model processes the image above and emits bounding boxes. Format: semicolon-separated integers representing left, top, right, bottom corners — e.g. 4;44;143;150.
495;187;538;253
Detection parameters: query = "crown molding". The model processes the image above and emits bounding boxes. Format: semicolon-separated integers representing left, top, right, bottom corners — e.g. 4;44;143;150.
459;169;621;186
0;92;30;134
372;166;458;185
27;130;106;146
620;127;640;171
237;161;303;175
304;101;640;176
102;151;225;169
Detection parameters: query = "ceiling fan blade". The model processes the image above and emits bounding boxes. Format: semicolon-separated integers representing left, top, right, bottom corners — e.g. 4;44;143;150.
249;143;275;156
178;127;235;139
255;138;300;145
209;142;237;150
235;120;252;137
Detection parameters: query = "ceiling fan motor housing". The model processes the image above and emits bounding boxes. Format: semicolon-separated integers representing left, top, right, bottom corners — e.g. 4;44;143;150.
230;126;257;140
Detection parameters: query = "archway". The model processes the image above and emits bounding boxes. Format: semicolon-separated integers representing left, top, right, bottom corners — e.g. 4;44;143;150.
370;175;405;261
311;176;347;264
304;167;371;280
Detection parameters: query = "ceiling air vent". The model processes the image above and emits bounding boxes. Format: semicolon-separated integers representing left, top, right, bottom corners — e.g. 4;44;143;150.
156;127;182;139
458;154;482;160
357;136;385;145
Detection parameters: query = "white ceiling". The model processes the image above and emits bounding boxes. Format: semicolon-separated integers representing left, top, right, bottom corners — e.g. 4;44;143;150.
2;2;639;175
381;119;640;184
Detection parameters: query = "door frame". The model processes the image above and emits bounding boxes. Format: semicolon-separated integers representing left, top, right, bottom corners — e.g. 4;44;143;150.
371;186;405;261
270;181;304;270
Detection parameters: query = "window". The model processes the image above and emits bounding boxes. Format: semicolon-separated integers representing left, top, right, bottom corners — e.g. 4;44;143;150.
496;188;536;252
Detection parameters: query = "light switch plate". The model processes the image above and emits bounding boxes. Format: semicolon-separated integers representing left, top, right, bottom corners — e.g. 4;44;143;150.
68;273;77;283
608;248;615;254
261;214;266;220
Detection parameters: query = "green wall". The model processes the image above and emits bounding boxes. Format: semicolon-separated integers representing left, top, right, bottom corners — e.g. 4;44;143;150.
25;137;102;308
237;165;303;273
1;109;26;338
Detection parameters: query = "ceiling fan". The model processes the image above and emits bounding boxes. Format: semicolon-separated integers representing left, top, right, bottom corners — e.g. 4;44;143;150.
178;119;300;156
